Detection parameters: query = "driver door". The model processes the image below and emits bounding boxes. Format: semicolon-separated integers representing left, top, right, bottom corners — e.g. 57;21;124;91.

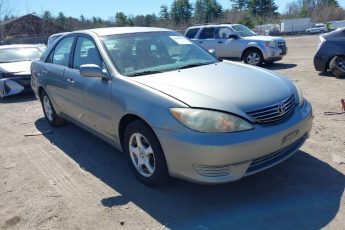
63;35;113;138
215;27;242;58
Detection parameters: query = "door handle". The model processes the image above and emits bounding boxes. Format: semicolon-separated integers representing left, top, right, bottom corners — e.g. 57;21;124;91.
42;69;48;74
198;41;203;44
217;41;223;44
66;78;74;83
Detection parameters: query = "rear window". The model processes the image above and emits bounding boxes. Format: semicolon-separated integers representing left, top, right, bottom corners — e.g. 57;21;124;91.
185;28;199;39
198;27;215;39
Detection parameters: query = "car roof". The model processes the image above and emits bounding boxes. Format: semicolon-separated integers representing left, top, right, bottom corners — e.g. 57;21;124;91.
49;32;69;38
0;44;45;49
187;24;240;29
77;27;173;37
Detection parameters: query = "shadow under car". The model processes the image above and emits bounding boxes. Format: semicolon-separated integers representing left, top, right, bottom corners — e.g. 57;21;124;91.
35;118;345;229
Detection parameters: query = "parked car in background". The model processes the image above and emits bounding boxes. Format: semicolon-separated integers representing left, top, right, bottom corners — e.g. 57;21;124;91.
305;23;327;34
185;24;287;66
0;44;46;98
314;28;345;78
47;32;68;47
31;27;313;186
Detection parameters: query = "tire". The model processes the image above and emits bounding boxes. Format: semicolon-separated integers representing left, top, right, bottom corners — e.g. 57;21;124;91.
40;90;65;127
243;49;263;66
329;56;345;78
123;120;169;186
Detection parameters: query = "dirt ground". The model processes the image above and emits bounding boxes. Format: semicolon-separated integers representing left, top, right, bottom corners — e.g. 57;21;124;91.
1;35;344;230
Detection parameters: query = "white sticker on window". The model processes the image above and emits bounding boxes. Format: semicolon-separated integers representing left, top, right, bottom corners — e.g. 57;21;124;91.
169;36;192;45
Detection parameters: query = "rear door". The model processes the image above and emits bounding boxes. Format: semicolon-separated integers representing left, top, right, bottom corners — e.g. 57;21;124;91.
194;27;216;51
41;35;75;111
64;35;113;138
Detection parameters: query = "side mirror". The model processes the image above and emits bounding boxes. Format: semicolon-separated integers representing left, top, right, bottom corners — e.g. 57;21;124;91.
228;34;239;40
80;64;109;80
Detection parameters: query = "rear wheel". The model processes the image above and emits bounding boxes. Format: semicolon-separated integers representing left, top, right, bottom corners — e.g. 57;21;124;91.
40;90;65;127
329;56;345;78
243;49;263;66
123;120;169;186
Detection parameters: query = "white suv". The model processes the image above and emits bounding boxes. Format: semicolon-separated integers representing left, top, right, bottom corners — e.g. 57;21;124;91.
185;24;287;66
305;23;327;34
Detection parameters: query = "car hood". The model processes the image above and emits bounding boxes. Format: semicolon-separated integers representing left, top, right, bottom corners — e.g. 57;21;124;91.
0;61;32;74
132;61;294;115
243;35;285;42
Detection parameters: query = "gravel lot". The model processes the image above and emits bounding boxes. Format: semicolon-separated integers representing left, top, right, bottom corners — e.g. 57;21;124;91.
1;35;344;230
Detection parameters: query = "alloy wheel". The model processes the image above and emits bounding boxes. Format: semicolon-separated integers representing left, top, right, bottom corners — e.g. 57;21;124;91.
247;52;261;65
128;133;156;177
335;57;345;71
43;96;53;122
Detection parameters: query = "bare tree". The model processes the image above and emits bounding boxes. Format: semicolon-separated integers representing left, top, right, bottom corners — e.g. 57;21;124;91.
311;5;345;22
0;0;13;40
285;1;301;16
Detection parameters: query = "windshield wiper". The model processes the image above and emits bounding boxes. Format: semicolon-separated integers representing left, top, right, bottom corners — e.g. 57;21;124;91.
128;70;163;77
177;62;212;70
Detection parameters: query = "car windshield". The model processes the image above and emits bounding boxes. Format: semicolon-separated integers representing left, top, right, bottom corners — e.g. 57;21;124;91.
0;47;43;63
231;25;257;37
101;31;218;77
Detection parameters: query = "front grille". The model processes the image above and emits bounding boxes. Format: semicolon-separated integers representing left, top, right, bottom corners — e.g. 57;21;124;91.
193;164;231;177
247;95;296;124
246;134;307;175
277;40;286;48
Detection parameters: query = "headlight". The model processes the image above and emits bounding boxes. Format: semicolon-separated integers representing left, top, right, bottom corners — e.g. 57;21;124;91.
170;108;253;133
265;41;276;48
293;82;304;107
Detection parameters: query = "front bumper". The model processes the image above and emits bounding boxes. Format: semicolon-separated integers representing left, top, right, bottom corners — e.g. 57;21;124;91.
262;46;287;62
0;75;31;98
155;100;313;184
0;76;31;98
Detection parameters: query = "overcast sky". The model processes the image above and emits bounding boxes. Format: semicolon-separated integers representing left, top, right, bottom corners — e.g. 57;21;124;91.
11;0;345;20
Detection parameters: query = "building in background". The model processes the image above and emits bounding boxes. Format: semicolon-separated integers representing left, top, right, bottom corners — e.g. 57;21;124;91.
0;14;63;45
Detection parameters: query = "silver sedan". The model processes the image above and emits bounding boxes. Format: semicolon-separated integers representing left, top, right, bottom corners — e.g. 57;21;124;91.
31;27;313;186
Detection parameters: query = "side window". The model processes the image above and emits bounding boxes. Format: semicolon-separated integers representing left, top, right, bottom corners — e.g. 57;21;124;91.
185;28;199;39
73;37;102;70
216;27;233;39
48;36;74;67
198;27;215;39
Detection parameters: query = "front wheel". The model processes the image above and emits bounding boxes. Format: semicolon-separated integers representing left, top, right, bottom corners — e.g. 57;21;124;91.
123;120;169;186
243;49;263;66
329;56;345;78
